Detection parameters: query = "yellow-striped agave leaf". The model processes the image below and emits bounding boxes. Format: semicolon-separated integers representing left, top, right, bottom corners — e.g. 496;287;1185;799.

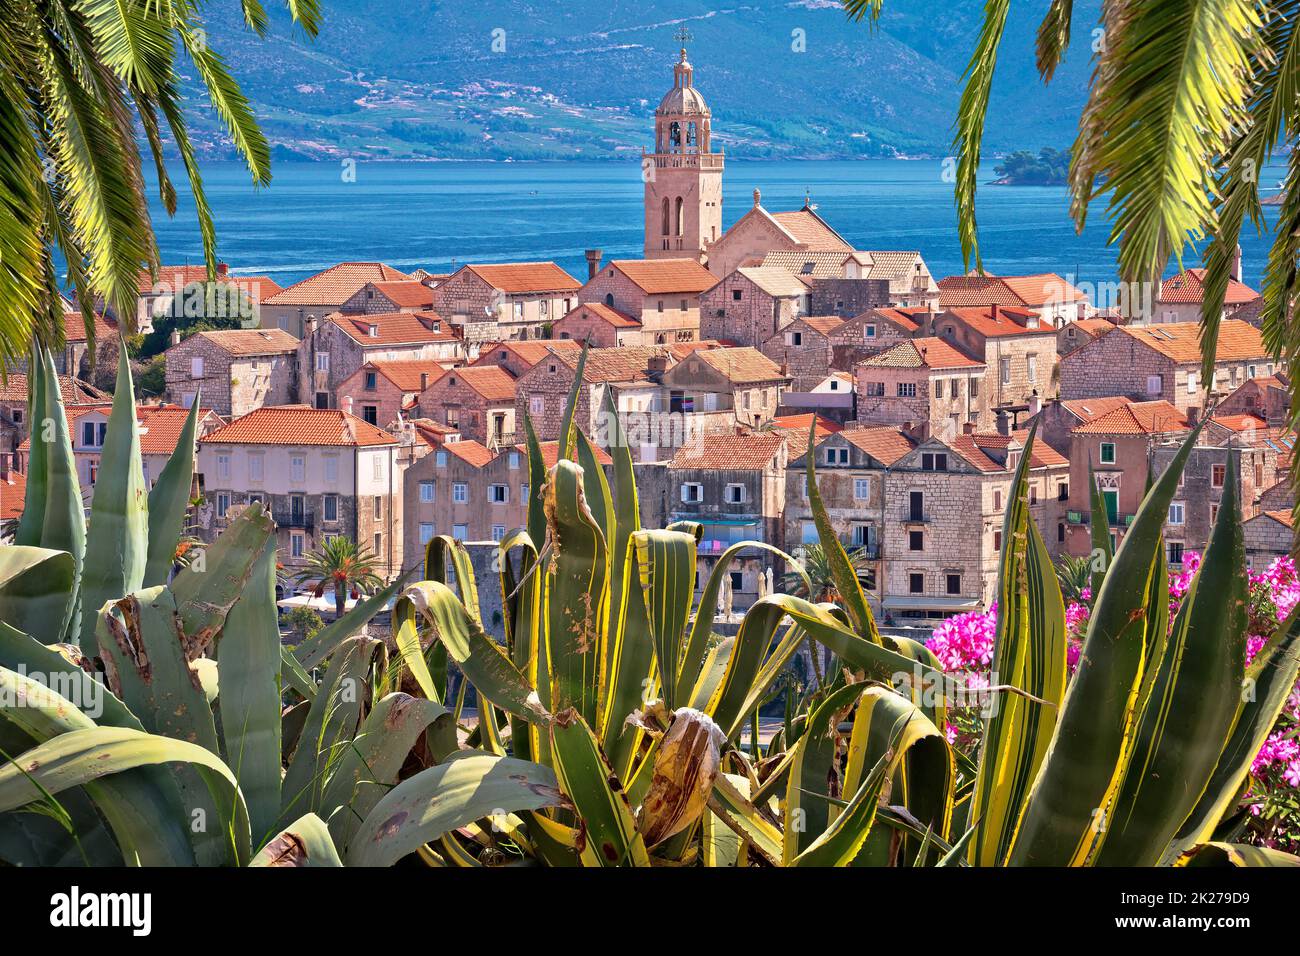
549;708;650;866
544;459;608;726
251;813;342;867
968;423;1067;867
783;681;866;863
1180;842;1300;867
708;772;782;865
631;528;698;710
500;527;544;762
1095;462;1247;866
1008;422;1204;866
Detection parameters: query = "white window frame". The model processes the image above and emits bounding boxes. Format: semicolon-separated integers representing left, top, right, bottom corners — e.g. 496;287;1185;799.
419;481;435;503
680;482;704;504
453;482;468;503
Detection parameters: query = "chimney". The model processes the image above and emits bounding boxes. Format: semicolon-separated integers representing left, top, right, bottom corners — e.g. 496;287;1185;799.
996;409;1011;437
647;354;669;382
1028;392;1042;416
305;314;318;335
907;420;931;442
584;249;603;281
420;372;429;390
1233;244;1244;283
343;396;354;415
216;262;229;278
170;330;181;347
962;421;976;435
990;302;1000;322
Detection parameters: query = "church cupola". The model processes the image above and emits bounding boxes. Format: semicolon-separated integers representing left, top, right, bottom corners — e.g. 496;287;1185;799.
642;32;724;263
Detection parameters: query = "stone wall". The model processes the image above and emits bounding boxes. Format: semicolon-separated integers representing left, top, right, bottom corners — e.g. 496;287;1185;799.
806;278;892;318
164;336;296;417
698;272;797;346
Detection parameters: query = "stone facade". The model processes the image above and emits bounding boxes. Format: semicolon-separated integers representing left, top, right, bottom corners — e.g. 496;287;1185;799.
805;277;893;319
698;268;806;346
829;309;925;371
428;265;579;345
550;303;643;348
931;308;1059;410
336;362;446;428
1244;512;1294;568
759;317;843;391
414;367;517;446
163;330;298;417
579;262;709;344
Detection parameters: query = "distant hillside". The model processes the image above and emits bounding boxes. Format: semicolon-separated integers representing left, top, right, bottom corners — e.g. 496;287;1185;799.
182;0;1099;162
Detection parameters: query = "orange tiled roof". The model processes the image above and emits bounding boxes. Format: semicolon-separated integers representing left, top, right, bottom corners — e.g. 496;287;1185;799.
1212;413;1269;433
1262;510;1295;529
133;405;215;455
771;413;843;458
945;305;1052;337
0;469;26;520
60;298;118;343
367;280;436;309
265;262;411;306
200;406;397;446
939;272;1084;308
429;365;517;403
366;360;451;393
1071;400;1190;436
610;259;717;295
947;435;1003;472
331;311;456;347
1117;319;1267;363
667;431;786;470
973;430;1070;468
464;262;581;294
1066;318;1118;338
796;315;847;336
575;347;666;384
691;347;787;384
559;302;641;329
1158;268;1258;305
187;328;299;356
472;339;584;369
840;425;915;466
868;306;930;332
1000;273;1088;304
859;337;984;371
0;374;109;405
768;208;853;252
443;440;497;468
1058;395;1136;424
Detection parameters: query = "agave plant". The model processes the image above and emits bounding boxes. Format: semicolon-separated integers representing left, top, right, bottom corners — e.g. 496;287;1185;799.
1;342;1297;868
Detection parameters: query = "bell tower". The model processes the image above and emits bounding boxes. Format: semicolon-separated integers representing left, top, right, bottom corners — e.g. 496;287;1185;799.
643;31;724;262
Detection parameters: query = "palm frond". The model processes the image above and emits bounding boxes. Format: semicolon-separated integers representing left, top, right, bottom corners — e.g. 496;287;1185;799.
1036;0;1074;82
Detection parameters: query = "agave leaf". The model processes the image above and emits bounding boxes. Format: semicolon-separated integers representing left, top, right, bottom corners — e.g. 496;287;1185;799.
0;546;75;642
78;343;149;653
631;528;696;711
968;423;1067;866
216;538;282;844
500;528;545;763
249;813;342;867
522;414;549;562
0;663;195;865
318;692;450;855
1095;461;1247;866
280;636;385;825
424;534;481;628
16;348;85;642
544;459;606;725
791;747;891;867
549;707;649;866
784;681;865;863
1009;422;1204;866
558;343;589;461
1180;842;1300;867
347;752;566;866
143;394;201;586
707;771;782;865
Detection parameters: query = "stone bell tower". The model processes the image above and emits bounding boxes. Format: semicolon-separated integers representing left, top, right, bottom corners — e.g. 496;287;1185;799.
642;33;724;262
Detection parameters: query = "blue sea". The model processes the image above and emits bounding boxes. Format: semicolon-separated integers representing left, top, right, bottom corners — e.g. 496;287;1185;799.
146;159;1286;297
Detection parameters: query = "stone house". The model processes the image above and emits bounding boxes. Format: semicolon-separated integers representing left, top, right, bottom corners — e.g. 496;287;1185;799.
666;430;788;612
784;424;915;609
1035;395;1137;456
1060;399;1191;561
135;263;281;335
847;251;941;308
336;359;451;427
579;258;717;344
1059;319;1275;416
297;311;463;409
196;406;407;580
163;328;300;417
931;305;1059;411
1215;373;1290;426
550;302;644;347
705;194;853;278
881;431;1067;620
470;339;585;378
414;364;518;447
428;262;581;345
855;336;990;440
403;439;611;573
1155;267;1258;324
698;266;810;346
1244;511;1294;568
759;315;845;391
659;346;789;434
938;272;1090;328
261;262;411;337
829;307;928;371
340;280;436;315
0;375;109;453
1058;317;1120;357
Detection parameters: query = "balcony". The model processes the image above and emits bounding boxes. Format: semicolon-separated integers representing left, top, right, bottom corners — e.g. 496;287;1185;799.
272;509;315;532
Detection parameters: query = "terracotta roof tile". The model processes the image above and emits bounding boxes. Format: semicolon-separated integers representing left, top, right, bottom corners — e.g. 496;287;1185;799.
331;311;456;347
667;431;786;470
858;336;984;371
1158;268;1258;305
947;435;1003;472
0;375;109;405
768;208;853;252
186;328;299;356
945;305;1053;337
472;340;583;369
1117;319;1267;363
200;406;397;446
366;360;453;393
1262;510;1295;529
429;365;517;403
0;469;26;521
558;302;641;329
443;440;497;468
610;259;717;294
1071;400;1190;435
265;262;411;306
366;280;436;309
1059;395;1136;423
690;347;787;384
839;425;915;465
939;272;1084;308
797;315;846;336
464;262;581;294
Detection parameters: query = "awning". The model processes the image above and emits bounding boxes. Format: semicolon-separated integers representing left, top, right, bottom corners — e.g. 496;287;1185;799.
882;595;982;611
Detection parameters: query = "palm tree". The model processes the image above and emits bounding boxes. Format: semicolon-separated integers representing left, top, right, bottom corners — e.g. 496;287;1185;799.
1055;553;1093;605
844;1;1300;515
1;0;320;365
295;536;384;621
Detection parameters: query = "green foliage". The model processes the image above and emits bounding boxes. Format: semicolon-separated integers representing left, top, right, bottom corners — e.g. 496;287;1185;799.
993;147;1070;185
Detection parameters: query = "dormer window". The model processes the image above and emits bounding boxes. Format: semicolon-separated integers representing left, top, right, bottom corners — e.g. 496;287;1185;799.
367;324;378;337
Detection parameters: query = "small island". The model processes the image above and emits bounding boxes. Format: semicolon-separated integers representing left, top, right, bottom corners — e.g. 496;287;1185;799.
991;147;1070;185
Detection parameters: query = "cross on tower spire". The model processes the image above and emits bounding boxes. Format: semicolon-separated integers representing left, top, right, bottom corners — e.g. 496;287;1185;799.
674;25;693;51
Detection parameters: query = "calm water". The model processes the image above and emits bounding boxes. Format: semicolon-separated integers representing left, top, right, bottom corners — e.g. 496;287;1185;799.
146;159;1284;295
